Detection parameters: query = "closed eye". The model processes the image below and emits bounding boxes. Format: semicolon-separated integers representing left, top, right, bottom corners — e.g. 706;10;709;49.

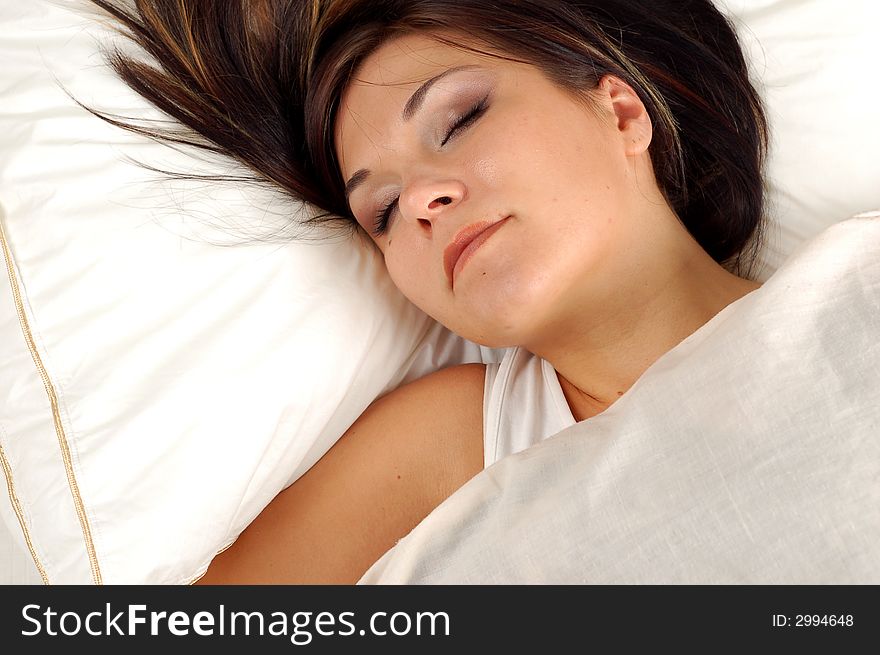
441;95;489;147
372;196;398;237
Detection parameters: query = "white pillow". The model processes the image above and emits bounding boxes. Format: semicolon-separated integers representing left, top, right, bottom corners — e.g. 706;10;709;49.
1;0;877;584
0;0;484;584
719;0;880;277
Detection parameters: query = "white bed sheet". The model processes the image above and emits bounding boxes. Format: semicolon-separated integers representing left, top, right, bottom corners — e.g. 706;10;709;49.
360;214;880;584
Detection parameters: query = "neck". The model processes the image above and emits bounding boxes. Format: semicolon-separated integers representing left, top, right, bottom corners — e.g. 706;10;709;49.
526;221;761;422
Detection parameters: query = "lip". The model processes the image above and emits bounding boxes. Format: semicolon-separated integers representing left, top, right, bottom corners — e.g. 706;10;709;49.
443;216;510;289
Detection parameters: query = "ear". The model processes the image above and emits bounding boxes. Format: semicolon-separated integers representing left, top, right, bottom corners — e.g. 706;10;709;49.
597;74;652;156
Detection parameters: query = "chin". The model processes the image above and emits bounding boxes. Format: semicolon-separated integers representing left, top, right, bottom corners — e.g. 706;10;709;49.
450;299;547;349
436;266;566;346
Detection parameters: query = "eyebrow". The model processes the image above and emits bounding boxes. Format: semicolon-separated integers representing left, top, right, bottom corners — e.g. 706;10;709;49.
343;64;481;200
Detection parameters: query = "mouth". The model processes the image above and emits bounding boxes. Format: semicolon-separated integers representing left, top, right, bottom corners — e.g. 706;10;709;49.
443;216;510;289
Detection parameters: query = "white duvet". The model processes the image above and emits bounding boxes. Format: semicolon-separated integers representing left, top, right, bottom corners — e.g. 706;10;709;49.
360;215;880;584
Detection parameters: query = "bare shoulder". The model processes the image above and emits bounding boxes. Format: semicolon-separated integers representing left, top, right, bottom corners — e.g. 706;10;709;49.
350;363;487;504
367;362;486;433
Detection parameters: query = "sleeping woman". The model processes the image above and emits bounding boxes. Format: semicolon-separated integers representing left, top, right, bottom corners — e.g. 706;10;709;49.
86;0;768;583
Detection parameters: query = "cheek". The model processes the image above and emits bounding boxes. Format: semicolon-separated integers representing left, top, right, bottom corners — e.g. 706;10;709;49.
384;246;444;315
471;156;501;191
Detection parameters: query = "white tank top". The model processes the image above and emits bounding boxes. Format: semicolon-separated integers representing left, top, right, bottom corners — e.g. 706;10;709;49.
482;347;577;468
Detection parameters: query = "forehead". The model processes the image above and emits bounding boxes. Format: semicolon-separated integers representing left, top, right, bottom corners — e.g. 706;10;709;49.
351;32;482;91
334;33;494;175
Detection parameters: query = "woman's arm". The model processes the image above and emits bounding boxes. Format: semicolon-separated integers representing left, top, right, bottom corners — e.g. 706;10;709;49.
196;363;486;584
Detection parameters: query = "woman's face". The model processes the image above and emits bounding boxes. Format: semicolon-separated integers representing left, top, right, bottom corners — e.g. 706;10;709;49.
335;33;657;347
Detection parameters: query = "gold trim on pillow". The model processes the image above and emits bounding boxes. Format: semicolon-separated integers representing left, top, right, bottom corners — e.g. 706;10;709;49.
0;443;49;584
0;218;103;585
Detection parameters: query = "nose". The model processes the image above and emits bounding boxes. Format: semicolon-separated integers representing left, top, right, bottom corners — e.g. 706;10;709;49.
399;178;467;233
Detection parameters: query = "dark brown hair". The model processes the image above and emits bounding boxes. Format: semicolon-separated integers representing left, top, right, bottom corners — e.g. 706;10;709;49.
83;0;768;276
